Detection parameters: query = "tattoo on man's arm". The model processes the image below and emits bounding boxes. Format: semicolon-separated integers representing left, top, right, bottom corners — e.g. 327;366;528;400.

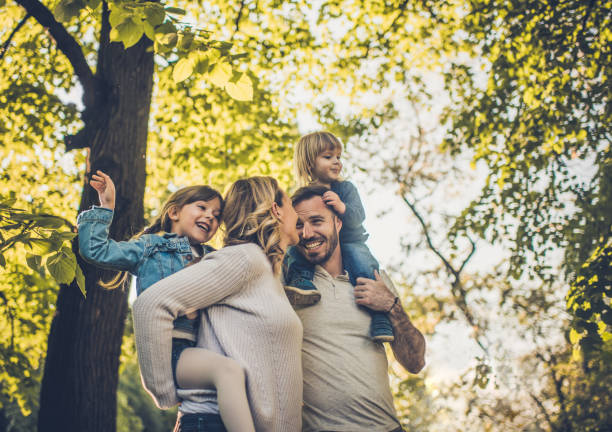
388;303;426;374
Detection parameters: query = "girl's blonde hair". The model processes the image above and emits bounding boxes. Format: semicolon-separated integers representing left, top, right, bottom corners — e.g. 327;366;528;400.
294;131;343;186
222;176;285;275
100;185;223;289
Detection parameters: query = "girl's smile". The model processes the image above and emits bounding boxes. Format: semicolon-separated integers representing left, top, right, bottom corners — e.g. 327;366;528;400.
170;198;222;245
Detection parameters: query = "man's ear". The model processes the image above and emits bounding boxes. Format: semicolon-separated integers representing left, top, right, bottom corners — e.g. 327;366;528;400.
334;215;342;232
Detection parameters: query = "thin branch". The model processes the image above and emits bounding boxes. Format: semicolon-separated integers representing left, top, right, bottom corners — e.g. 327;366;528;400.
232;0;246;40
529;391;556;431
458;235;476;274
0;13;31;60
15;0;96;100
401;194;458;278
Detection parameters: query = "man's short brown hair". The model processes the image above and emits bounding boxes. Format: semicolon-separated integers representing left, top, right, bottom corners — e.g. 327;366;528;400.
291;185;340;218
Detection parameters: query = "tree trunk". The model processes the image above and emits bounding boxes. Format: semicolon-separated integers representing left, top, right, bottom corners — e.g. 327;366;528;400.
38;31;154;431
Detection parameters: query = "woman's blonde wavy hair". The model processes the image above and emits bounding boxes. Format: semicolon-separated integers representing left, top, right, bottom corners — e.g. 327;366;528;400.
294;131;344;186
222;176;285;275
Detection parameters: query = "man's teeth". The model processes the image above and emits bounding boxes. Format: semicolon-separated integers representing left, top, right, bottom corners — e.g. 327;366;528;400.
304;241;323;249
196;223;209;232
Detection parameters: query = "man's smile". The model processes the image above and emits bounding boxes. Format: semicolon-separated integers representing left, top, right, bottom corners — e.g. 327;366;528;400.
301;238;325;251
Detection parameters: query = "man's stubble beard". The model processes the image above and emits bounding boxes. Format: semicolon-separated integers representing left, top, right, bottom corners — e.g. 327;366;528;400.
302;225;339;266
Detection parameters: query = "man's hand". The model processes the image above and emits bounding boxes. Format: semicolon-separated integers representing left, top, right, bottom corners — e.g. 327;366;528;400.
322;191;346;215
356;270;426;374
90;170;116;210
354;270;396;312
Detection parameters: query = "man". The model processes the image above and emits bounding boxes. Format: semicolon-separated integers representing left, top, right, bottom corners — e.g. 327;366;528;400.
291;185;426;432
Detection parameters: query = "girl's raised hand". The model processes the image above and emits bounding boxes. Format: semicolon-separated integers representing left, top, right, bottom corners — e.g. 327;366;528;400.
322;190;346;215
90;170;116;210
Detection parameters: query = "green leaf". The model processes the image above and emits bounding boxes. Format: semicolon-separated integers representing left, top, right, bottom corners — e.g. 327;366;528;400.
164;7;186;15
29;238;55;255
32;215;66;229
75;265;86;298
209;62;232;88
144;4;165;26
173;58;194;83
26;253;42;271
225;73;253;101
116;18;145;49
0;254;5;267
53;0;84;23
53;231;77;242
178;32;195;51
143;21;156;42
569;328;582;344
156;32;178;48
46;247;77;285
109;6;129;28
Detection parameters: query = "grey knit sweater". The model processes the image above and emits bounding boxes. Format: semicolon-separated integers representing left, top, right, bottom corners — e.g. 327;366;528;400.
133;243;303;431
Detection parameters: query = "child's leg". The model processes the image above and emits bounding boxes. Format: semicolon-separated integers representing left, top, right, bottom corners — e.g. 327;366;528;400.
176;348;255;432
342;242;394;342
283;246;320;306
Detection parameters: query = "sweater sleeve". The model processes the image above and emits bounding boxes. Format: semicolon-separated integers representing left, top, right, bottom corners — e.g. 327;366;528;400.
77;206;145;273
336;181;366;229
132;243;265;409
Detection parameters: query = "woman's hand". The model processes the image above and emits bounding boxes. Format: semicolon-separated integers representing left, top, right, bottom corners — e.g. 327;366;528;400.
90;170;116;210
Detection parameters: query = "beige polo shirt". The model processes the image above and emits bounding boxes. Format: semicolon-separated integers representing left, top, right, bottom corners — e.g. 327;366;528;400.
294;266;401;432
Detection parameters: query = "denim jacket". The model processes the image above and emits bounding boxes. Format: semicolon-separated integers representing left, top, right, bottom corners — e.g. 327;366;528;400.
77;206;214;338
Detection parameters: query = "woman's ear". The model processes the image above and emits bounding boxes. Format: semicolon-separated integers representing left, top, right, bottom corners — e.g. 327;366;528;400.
270;202;282;221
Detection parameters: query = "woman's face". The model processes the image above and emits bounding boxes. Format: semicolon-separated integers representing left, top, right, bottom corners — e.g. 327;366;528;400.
277;191;299;249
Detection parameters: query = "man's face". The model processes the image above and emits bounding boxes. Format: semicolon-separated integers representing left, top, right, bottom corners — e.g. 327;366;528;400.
294;196;342;265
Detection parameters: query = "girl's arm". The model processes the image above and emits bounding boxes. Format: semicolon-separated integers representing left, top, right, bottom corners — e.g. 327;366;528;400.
335;181;366;228
132;243;264;409
77;170;145;271
77;207;146;272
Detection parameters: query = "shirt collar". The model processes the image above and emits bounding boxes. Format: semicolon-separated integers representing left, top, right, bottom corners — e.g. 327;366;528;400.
314;265;350;282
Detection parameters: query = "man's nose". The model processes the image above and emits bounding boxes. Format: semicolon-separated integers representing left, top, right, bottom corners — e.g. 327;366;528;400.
301;223;314;238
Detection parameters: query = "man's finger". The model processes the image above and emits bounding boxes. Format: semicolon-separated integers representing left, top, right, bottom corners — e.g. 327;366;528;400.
374;270;381;281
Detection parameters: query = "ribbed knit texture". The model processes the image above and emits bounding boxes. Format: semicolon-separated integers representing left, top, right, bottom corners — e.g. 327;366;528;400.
133;243;303;431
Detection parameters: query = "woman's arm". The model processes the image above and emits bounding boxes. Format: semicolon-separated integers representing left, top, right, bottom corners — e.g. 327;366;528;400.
132;244;261;408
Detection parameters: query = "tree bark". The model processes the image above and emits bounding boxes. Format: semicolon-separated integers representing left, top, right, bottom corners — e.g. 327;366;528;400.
38;30;154;431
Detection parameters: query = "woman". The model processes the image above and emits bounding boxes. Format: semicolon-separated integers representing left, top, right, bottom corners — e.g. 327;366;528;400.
133;176;303;432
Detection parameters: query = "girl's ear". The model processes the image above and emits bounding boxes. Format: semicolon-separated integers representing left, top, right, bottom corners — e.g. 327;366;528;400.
167;205;180;222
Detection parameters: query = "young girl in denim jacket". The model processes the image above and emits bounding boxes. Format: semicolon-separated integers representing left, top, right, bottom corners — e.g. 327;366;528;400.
77;171;255;432
284;131;394;343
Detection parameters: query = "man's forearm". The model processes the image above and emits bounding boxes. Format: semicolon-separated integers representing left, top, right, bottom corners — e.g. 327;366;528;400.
388;302;426;373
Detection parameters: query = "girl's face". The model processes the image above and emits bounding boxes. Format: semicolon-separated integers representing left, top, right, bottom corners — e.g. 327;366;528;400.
313;147;342;185
169;197;222;245
275;191;299;250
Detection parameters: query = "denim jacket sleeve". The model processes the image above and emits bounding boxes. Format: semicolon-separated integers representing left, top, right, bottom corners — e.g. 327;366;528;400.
77;206;145;273
334;181;366;229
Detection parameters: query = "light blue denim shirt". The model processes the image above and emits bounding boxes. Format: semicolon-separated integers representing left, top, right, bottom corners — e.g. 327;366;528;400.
77;206;214;336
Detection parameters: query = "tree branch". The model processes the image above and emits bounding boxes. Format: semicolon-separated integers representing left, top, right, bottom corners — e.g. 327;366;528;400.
232;0;246;40
0;13;31;60
529;391;556;431
15;0;96;101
